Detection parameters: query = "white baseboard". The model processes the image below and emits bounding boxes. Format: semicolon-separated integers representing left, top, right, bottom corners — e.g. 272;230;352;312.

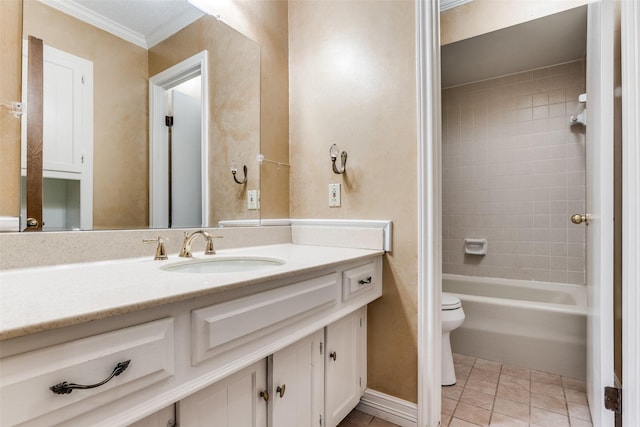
356;389;417;427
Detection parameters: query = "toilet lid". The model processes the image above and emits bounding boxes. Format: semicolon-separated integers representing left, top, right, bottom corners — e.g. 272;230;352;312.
442;293;461;310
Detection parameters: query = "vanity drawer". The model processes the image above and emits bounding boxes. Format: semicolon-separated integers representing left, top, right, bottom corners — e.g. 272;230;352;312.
192;273;338;365
342;261;379;301
0;318;174;426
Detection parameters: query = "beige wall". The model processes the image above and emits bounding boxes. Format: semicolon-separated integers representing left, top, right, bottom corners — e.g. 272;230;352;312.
149;17;261;226
0;0;22;218
288;0;418;402
441;0;588;45
442;61;586;284
22;0;149;229
208;0;291;219
2;0;289;227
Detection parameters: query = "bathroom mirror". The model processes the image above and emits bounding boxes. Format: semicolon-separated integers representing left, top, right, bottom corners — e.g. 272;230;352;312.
14;0;261;231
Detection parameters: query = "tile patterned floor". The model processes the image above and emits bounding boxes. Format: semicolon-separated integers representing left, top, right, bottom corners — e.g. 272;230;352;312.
337;409;399;427
338;353;591;427
442;353;592;427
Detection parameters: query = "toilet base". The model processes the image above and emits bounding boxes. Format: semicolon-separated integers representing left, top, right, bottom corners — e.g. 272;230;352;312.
441;331;456;386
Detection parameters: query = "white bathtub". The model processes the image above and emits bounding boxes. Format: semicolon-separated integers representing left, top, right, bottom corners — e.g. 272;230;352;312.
443;274;587;380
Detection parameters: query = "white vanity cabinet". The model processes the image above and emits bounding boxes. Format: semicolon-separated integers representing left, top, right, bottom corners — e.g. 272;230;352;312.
0;318;174;427
270;329;325;427
0;253;382;427
128;405;175;427
180;360;268;427
175;310;365;427
325;308;366;427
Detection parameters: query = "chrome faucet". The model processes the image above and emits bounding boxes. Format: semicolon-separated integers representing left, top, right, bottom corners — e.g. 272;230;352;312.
179;230;221;257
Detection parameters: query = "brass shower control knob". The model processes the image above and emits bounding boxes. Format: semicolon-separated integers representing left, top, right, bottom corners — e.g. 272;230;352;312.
571;214;589;225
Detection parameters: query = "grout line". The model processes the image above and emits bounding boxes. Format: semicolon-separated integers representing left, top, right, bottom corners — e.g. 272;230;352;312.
447;353;592;427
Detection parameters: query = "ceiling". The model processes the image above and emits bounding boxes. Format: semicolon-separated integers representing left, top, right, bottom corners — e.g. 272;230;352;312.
40;0;585;87
40;0;205;48
441;5;588;88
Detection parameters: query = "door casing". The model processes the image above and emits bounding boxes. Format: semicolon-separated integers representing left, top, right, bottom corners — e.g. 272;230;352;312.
149;51;209;229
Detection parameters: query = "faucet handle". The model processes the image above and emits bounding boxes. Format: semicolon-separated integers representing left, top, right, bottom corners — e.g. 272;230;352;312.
143;236;168;260
204;235;224;255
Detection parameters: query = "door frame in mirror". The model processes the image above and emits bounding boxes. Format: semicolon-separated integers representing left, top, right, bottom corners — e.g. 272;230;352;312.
21;40;94;232
149;51;209;228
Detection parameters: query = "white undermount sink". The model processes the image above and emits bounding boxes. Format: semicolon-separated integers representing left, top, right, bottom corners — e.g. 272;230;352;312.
161;256;286;274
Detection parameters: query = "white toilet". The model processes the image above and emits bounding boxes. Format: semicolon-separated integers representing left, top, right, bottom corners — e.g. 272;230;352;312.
442;292;465;386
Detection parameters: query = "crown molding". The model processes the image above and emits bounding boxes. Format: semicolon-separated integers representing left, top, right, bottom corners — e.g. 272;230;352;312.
440;0;473;12
40;0;147;48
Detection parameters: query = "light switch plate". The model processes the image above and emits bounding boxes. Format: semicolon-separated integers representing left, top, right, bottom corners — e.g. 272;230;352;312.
329;183;341;207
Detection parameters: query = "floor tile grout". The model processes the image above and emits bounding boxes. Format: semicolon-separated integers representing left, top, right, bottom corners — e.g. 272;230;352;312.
339;353;591;427
445;353;591;427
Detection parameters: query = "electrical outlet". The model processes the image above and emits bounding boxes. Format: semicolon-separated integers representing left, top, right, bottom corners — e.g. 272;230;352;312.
248;190;258;210
329;183;341;207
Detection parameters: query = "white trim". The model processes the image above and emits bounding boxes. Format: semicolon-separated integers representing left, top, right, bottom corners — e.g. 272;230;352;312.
260;219;292;227
416;1;442;426
218;219;261;227
439;0;473;12
145;9;204;48
356;389;417;427
218;218;392;235
621;0;640;423
80;57;93;231
0;217;20;233
585;1;615;424
39;0;147;48
289;219;392;251
148;51;209;229
38;0;204;49
217;219;392;252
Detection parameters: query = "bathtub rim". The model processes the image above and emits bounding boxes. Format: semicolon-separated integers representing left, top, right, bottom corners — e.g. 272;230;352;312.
442;273;587;315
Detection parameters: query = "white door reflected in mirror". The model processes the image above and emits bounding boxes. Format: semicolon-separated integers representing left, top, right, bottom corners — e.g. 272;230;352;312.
21;43;93;231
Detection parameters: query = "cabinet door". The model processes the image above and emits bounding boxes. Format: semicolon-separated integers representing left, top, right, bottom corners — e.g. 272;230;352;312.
325;308;366;427
128;404;175;427
179;360;267;427
21;44;91;175
271;329;324;427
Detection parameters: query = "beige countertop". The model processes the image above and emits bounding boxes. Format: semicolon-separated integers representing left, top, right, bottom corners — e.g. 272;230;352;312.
0;244;383;340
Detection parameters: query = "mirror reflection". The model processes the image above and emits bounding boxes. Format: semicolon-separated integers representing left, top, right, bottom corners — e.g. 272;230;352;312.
18;0;261;231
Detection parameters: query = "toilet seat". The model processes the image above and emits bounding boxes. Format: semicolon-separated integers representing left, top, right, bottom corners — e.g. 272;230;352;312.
442;293;461;310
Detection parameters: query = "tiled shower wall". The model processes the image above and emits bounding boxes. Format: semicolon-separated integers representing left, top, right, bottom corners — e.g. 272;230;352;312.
442;60;586;285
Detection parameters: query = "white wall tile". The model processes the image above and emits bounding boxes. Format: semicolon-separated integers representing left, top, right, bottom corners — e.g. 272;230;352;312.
442;60;586;285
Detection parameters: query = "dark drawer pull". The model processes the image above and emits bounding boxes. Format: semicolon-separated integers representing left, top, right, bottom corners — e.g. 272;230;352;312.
50;360;131;395
358;276;372;285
